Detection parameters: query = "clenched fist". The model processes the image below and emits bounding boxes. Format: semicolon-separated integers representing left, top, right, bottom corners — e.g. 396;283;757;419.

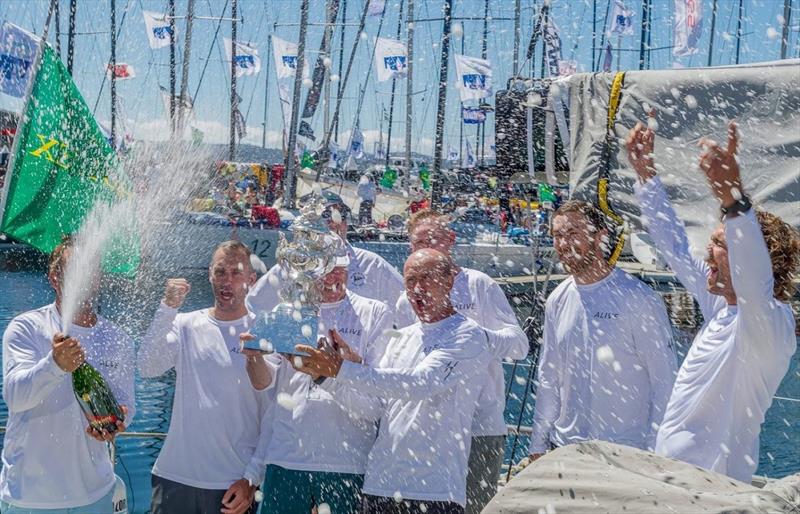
163;278;191;309
52;332;85;373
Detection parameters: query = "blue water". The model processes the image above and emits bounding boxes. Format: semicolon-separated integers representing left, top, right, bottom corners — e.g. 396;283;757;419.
0;268;797;513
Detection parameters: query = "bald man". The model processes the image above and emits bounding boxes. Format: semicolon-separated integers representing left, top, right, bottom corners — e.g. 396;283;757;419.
296;250;491;514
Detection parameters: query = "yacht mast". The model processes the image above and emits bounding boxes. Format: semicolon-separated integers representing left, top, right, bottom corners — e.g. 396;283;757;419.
403;0;414;191
384;0;405;170
430;0;453;208
228;0;238;160
178;0;196;134
283;0;310;208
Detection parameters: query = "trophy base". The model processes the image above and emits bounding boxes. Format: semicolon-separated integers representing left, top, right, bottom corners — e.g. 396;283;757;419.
245;304;318;356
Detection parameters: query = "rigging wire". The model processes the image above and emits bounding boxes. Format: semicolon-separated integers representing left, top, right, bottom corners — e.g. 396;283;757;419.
92;0;134;115
194;0;230;105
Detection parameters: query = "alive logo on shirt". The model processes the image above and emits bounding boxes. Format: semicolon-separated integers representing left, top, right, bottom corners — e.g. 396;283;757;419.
337;327;362;336
593;311;620;320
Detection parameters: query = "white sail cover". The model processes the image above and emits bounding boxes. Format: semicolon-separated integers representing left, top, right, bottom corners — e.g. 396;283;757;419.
272;36;308;79
142;11;175;50
454;54;493;102
224;38;261;77
374;37;407;82
562;59;800;251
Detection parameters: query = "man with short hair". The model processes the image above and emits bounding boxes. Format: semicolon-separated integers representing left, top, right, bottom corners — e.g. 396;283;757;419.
395;209;528;514
296;249;491;514
242;263;393;514
626;118;799;482
139;240;266;514
248;192;404;315
528;200;677;460
1;237;135;512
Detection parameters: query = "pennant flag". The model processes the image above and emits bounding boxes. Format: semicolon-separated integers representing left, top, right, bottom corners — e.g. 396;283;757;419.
300;150;315;169
462;106;486;125
543;18;563;77
419;163;430;190
298;120;315;141
142;11;175;50
272;36;308;80
673;0;703;57
0;43;137;272
350;125;364;159
375;37;407;82
224;38;261;77
0;22;39;98
461;139;476;169
447;145;459;162
602;41;613;72
454;54;493;102
327;141;340;168
610;0;635;36
105;63;136;80
368;0;386;16
538;183;557;204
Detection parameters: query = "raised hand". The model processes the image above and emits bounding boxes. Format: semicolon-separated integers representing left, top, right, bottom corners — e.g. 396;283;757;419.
52;332;84;373
293;343;343;378
625;111;657;183
163;278;191;309
329;329;363;364
698;121;743;209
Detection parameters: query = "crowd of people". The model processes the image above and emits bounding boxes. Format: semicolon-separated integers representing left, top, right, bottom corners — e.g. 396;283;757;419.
1;119;798;514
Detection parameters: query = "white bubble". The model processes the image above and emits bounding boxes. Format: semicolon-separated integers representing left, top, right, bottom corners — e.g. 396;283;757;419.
596;345;614;363
292;356;303;368
766;26;780;40
292;310;302;322
360;31;368;40
254;489;264;502
684;95;698;109
250;254;267;274
302;78;313;88
237;262;244;271
647;116;658;131
613;360;622;373
268;273;280;288
318;504;331;514
301;324;312;338
330;74;340;82
323;57;332;68
331;209;342;224
744;454;755;467
505;260;515;268
277;392;296;410
228;326;237;336
166;333;178;344
722;31;733;42
393;491;403;503
452;22;463;38
381;329;403;339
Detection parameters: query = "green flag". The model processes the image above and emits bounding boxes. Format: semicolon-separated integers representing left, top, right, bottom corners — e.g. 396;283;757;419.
380;166;397;189
301;150;315;169
418;164;430;191
538;183;557;203
0;44;137;272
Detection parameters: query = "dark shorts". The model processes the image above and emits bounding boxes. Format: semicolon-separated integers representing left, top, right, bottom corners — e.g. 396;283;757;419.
360;494;464;514
465;435;506;514
261;464;364;514
150;475;257;514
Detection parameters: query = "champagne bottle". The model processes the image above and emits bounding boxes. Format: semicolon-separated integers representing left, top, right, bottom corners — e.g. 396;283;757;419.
72;362;125;433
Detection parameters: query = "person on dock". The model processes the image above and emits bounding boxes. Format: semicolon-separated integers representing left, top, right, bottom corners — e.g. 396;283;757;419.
241;263;394;514
357;172;378;225
626;118;799;483
247;191;404;317
394;209;528;514
138;241;266;514
0;236;135;512
528;201;678;460
295;249;491;514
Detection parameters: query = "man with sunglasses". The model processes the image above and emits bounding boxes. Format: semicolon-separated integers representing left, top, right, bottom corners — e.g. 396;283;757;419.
248;191;404;316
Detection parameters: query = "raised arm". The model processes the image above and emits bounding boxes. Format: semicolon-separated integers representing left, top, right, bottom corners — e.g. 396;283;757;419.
528;309;561;456
481;280;528;360
137;278;190;378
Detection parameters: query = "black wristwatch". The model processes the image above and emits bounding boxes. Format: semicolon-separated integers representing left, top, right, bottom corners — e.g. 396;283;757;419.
720;195;752;220
313;376;328;386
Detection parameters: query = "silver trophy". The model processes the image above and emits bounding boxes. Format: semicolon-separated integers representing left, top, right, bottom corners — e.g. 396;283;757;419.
245;194;348;356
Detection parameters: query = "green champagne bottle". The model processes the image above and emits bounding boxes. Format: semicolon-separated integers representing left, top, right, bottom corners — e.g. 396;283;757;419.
72;362;125;433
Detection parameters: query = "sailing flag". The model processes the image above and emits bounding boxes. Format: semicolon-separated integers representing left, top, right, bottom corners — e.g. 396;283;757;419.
0;22;39;98
673;0;703;56
462;106;486;124
461;139;476;169
0;43;137;272
327;141;340;168
272;36;308;79
602;41;613;71
447;145;459;162
609;1;635;36
350;125;364;159
142;11;175;50
454;54;492;102
298;120;315;141
368;0;386;16
224;38;261;77
558;60;577;76
105;63;136;80
375;37;407;82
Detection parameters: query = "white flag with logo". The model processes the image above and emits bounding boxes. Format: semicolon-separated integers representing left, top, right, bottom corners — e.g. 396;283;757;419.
142;11;175;49
368;0;386;16
328;141;340;168
447;145;459;162
673;0;703;56
272;36;308;79
224;38;261;77
454;54;492;102
461;140;476;169
609;1;635;36
0;22;39;98
374;37;407;82
350;125;364;159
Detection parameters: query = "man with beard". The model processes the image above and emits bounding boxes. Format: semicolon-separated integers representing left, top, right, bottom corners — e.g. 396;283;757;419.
241;263;393;514
528;201;677;460
139;241;267;514
0;236;135;512
627;118;799;482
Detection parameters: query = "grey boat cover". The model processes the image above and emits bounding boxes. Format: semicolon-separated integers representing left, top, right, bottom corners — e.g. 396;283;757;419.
561;59;800;250
483;441;800;514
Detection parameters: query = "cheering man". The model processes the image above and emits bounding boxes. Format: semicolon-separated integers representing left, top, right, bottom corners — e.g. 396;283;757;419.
627;118;799;482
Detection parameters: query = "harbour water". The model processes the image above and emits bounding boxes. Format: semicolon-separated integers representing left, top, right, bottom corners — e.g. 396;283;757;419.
0;267;797;513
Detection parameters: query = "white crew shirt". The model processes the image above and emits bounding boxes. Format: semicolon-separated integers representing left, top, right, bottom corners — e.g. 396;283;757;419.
259;291;393;474
137;305;268;489
395;267;528;436
322;313;490;506
1;304;136;509
637;177;796;483
528;268;677;454
247;243;404;317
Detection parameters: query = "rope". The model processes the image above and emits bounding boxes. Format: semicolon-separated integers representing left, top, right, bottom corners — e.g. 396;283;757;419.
597;71;627;266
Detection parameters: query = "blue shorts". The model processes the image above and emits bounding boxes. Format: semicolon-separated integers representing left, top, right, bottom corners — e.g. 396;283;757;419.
1;487;114;514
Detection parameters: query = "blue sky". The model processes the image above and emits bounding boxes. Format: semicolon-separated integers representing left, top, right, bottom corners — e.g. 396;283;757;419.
1;0;797;156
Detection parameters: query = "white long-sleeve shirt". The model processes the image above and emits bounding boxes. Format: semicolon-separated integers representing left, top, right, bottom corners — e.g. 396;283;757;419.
528;268;677;454
258;292;393;475
247;243;404;318
137;305;268;489
395;267;528;436
0;304;136;509
636;177;796;483
321;313;490;506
